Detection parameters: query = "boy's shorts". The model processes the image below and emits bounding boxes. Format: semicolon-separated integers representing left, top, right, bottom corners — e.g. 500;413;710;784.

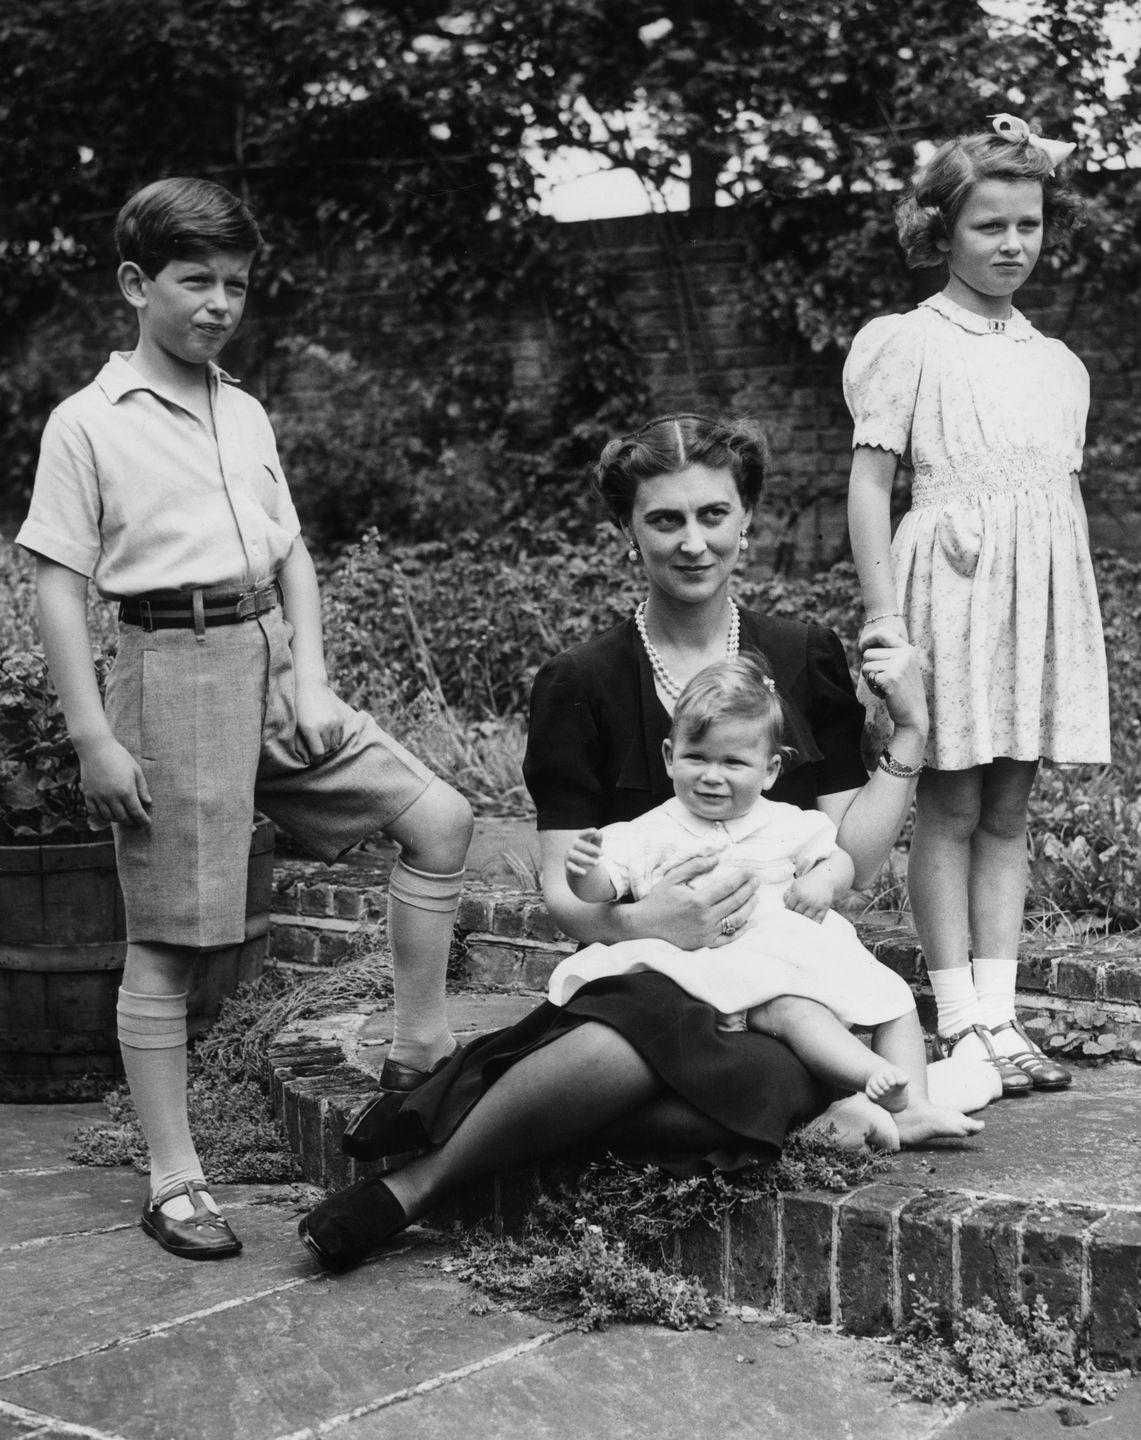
104;606;434;948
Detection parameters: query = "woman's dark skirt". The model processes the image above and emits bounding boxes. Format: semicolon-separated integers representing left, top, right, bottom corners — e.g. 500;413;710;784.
356;974;828;1166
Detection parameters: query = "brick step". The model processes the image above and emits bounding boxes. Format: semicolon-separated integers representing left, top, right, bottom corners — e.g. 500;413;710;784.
266;994;1141;1366
271;856;1141;1051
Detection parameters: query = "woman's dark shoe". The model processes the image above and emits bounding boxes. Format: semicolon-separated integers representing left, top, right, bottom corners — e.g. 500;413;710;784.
933;1023;1034;1097
377;1044;458;1094
990;1019;1073;1090
298;1174;408;1271
140;1179;243;1260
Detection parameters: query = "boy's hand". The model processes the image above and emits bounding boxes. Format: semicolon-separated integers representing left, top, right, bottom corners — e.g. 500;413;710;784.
565;828;604;879
783;865;834;924
294;680;352;764
77;736;152;828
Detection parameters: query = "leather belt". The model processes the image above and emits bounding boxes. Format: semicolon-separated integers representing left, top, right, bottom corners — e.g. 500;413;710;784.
118;582;281;636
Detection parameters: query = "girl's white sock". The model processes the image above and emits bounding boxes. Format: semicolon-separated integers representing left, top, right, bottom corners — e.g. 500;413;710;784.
928;965;984;1039
972;956;1019;1029
973;956;1029;1057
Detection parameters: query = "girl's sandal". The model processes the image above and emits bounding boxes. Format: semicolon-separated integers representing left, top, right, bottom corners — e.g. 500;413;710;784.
933;1023;1033;1097
990;1018;1073;1090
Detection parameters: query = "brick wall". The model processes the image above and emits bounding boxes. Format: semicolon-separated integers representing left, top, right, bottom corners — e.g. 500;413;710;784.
269;208;1141;565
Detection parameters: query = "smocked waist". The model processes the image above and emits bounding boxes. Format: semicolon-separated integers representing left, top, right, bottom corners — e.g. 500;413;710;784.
910;447;1073;508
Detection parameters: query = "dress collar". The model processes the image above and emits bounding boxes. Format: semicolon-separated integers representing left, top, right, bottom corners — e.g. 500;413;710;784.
921;291;1034;342
662;794;777;843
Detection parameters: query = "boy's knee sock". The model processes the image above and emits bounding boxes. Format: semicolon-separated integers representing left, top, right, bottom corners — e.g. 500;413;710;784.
386;858;464;1063
116;987;203;1199
928;965;985;1039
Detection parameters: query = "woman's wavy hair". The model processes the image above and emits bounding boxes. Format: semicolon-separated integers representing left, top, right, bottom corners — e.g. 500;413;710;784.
669;655;795;771
895;131;1085;270
594;413;769;526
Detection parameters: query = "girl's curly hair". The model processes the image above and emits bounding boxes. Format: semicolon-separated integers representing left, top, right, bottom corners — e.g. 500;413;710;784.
895;131;1085;270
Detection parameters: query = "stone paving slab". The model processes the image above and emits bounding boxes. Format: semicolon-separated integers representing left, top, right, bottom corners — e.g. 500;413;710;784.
3;1104;1138;1440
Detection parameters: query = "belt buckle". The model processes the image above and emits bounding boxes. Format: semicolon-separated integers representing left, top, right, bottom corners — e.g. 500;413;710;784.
139;599;155;632
234;592;256;621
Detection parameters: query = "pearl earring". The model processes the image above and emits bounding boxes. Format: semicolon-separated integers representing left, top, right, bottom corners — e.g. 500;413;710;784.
739;532;749;552
627;545;641;563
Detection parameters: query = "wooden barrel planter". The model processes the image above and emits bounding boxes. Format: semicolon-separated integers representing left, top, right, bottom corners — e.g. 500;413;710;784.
0;815;274;1102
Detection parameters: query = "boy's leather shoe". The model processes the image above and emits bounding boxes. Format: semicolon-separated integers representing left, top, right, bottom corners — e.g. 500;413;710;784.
140;1179;243;1259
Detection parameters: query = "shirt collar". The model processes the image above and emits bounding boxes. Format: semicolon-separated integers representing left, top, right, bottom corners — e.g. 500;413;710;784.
97;351;239;404
921;291;1034;341
662;794;775;842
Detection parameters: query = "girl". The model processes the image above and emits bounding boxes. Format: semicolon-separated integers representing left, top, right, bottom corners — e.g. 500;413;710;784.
845;116;1110;1095
554;655;993;1143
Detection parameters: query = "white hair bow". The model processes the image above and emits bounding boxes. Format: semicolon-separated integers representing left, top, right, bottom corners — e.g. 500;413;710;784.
990;113;1076;174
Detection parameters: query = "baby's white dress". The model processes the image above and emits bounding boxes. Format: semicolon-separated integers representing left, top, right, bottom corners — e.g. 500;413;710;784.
547;797;915;1028
844;292;1110;770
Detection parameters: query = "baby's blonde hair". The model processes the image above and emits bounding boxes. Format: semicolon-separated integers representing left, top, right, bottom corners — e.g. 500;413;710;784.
671;655;793;768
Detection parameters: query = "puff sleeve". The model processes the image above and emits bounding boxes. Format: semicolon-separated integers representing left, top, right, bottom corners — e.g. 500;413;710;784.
843;312;926;459
524;649;606;830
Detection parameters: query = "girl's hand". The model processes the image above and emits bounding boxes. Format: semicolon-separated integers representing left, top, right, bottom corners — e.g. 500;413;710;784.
565;829;604;878
783;866;834;923
77;735;152;828
294;681;351;764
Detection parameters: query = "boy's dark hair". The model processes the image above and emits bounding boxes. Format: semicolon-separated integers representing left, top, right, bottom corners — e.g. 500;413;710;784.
895;131;1084;270
670;654;794;769
116;177;262;278
594;414;769;527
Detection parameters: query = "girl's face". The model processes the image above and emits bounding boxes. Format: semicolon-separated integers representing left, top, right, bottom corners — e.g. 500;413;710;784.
664;715;781;822
625;463;750;607
938;178;1044;315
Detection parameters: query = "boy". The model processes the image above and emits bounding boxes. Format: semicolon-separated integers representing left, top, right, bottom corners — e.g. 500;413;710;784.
17;177;472;1259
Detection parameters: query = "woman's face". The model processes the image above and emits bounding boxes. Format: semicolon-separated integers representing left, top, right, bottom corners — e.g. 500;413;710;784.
626;463;750;606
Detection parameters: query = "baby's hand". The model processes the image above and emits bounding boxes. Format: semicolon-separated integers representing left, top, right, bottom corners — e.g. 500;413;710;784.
565;828;604;879
783;865;835;924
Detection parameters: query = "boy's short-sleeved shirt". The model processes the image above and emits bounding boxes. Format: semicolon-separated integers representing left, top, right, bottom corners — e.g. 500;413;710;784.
17;352;301;596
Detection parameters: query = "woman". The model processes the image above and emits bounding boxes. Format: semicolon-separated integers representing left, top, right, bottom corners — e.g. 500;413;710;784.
298;414;974;1274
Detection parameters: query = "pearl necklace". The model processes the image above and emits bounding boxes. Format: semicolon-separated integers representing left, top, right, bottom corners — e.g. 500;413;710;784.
634;599;740;700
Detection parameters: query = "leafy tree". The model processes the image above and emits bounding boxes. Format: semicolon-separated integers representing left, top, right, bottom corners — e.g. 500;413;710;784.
2;1;1138;534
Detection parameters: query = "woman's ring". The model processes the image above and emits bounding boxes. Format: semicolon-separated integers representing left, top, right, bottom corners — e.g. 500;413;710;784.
721;917;737;936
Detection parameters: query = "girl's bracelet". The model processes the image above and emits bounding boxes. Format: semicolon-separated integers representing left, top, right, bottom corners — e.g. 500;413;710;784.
877;746;925;780
864;611;903;624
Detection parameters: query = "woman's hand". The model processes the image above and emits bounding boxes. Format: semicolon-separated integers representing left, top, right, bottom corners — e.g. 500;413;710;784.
636;853;760;949
859;639;927;734
858;614;909;653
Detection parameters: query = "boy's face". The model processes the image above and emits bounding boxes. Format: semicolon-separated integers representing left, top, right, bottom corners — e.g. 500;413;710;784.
118;248;254;368
663;715;781;823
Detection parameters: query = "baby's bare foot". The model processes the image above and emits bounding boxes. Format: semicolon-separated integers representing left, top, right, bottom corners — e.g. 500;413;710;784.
804;1094;901;1153
865;1066;910;1113
895;1101;985;1147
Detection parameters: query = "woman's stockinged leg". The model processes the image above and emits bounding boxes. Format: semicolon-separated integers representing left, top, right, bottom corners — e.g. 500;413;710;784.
300;1024;662;1269
383;1023;659;1220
